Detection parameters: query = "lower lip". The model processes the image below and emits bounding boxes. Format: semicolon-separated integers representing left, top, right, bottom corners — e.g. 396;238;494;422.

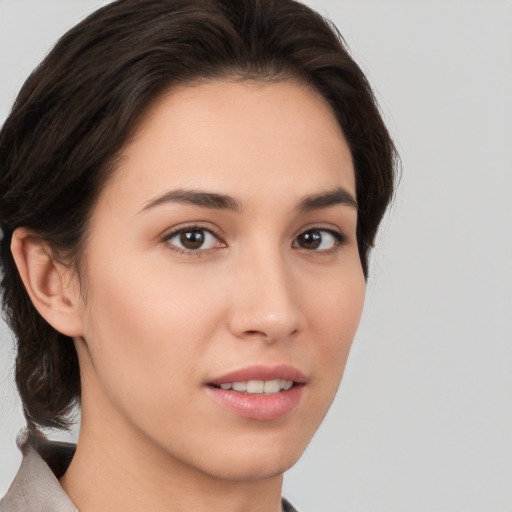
206;385;305;421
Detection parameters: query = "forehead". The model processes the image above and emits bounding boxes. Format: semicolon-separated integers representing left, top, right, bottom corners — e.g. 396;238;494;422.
98;79;355;215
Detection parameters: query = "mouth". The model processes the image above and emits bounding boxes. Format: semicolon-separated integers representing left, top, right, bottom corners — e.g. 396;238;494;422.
205;365;306;420
209;379;295;394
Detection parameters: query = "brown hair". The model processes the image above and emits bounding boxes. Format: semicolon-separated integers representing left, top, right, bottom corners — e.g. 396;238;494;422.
0;0;398;431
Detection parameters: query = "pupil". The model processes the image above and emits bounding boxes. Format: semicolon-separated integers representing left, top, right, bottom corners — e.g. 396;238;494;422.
181;230;204;249
300;230;321;249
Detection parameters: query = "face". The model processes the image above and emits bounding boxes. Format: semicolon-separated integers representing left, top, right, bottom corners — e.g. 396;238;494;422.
73;79;365;481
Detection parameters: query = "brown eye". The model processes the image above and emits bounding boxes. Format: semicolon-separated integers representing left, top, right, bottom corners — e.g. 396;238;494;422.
180;230;205;250
296;230;322;249
293;229;343;251
166;227;224;252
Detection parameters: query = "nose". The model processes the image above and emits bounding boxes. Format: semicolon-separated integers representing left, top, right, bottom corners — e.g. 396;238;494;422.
226;247;303;344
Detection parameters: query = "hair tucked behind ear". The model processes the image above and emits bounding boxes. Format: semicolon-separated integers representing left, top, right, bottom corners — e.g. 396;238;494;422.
0;0;398;432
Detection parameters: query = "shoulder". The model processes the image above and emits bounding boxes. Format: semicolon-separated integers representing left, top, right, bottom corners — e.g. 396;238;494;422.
282;497;302;512
0;440;77;512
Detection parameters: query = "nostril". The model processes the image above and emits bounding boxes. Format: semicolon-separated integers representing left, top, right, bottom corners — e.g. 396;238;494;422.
244;330;269;339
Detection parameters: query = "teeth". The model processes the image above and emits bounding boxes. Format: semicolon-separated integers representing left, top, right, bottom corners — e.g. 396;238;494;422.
280;379;293;391
247;380;264;393
232;382;247;392
217;379;294;394
263;380;280;393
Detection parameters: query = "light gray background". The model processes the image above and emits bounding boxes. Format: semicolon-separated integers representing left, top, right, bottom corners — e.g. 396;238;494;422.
1;1;511;511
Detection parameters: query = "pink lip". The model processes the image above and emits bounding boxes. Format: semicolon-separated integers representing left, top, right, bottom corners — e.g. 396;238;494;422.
208;364;307;386
205;364;307;421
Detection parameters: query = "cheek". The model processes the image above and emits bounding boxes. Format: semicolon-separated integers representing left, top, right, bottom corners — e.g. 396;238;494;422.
78;264;225;443
79;257;211;393
306;266;366;386
79;247;238;392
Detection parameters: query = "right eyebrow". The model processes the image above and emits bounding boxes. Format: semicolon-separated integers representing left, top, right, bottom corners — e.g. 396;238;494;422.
294;187;358;213
139;188;244;214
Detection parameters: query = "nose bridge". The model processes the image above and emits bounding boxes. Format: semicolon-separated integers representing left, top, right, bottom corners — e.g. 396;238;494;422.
227;240;301;342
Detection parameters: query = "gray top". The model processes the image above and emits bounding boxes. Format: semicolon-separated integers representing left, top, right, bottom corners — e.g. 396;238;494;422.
0;439;298;512
0;440;77;512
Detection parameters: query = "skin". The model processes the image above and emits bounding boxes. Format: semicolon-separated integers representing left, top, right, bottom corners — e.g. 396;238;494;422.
13;79;365;512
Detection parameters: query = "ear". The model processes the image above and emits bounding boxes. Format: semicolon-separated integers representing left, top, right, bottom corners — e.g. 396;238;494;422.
10;227;84;338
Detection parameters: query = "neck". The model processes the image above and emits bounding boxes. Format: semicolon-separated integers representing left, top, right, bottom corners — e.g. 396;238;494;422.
60;382;284;512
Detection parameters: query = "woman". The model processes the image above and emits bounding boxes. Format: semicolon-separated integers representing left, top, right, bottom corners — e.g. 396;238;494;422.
0;0;397;510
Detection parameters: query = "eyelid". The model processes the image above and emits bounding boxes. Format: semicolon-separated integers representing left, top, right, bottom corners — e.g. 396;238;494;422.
293;222;347;241
293;225;348;254
161;223;226;255
161;222;224;240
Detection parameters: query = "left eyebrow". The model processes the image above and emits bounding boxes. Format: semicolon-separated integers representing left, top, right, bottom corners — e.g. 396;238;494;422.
294;187;358;213
140;188;244;213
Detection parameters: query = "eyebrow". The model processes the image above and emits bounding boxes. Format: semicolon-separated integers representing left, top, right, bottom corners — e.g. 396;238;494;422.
141;189;243;213
294;187;357;213
140;186;357;214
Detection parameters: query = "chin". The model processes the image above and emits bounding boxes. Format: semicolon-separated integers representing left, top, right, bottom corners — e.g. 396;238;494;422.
190;434;310;482
202;454;300;482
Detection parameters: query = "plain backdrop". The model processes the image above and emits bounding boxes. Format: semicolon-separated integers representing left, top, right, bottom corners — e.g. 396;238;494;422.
1;1;511;511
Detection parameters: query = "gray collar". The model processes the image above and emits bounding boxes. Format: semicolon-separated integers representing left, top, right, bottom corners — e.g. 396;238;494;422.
0;440;78;512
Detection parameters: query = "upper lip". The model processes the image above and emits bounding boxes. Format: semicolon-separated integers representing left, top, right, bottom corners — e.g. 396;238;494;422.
208;364;307;386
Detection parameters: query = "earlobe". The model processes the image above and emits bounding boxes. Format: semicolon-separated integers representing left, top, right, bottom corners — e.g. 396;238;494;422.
10;227;84;337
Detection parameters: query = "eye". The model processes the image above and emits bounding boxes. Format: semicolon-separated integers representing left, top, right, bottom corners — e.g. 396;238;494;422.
164;226;225;253
293;228;346;252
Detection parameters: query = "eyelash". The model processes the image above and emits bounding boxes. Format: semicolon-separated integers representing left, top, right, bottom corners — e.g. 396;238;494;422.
293;228;347;256
162;224;348;258
162;223;225;258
